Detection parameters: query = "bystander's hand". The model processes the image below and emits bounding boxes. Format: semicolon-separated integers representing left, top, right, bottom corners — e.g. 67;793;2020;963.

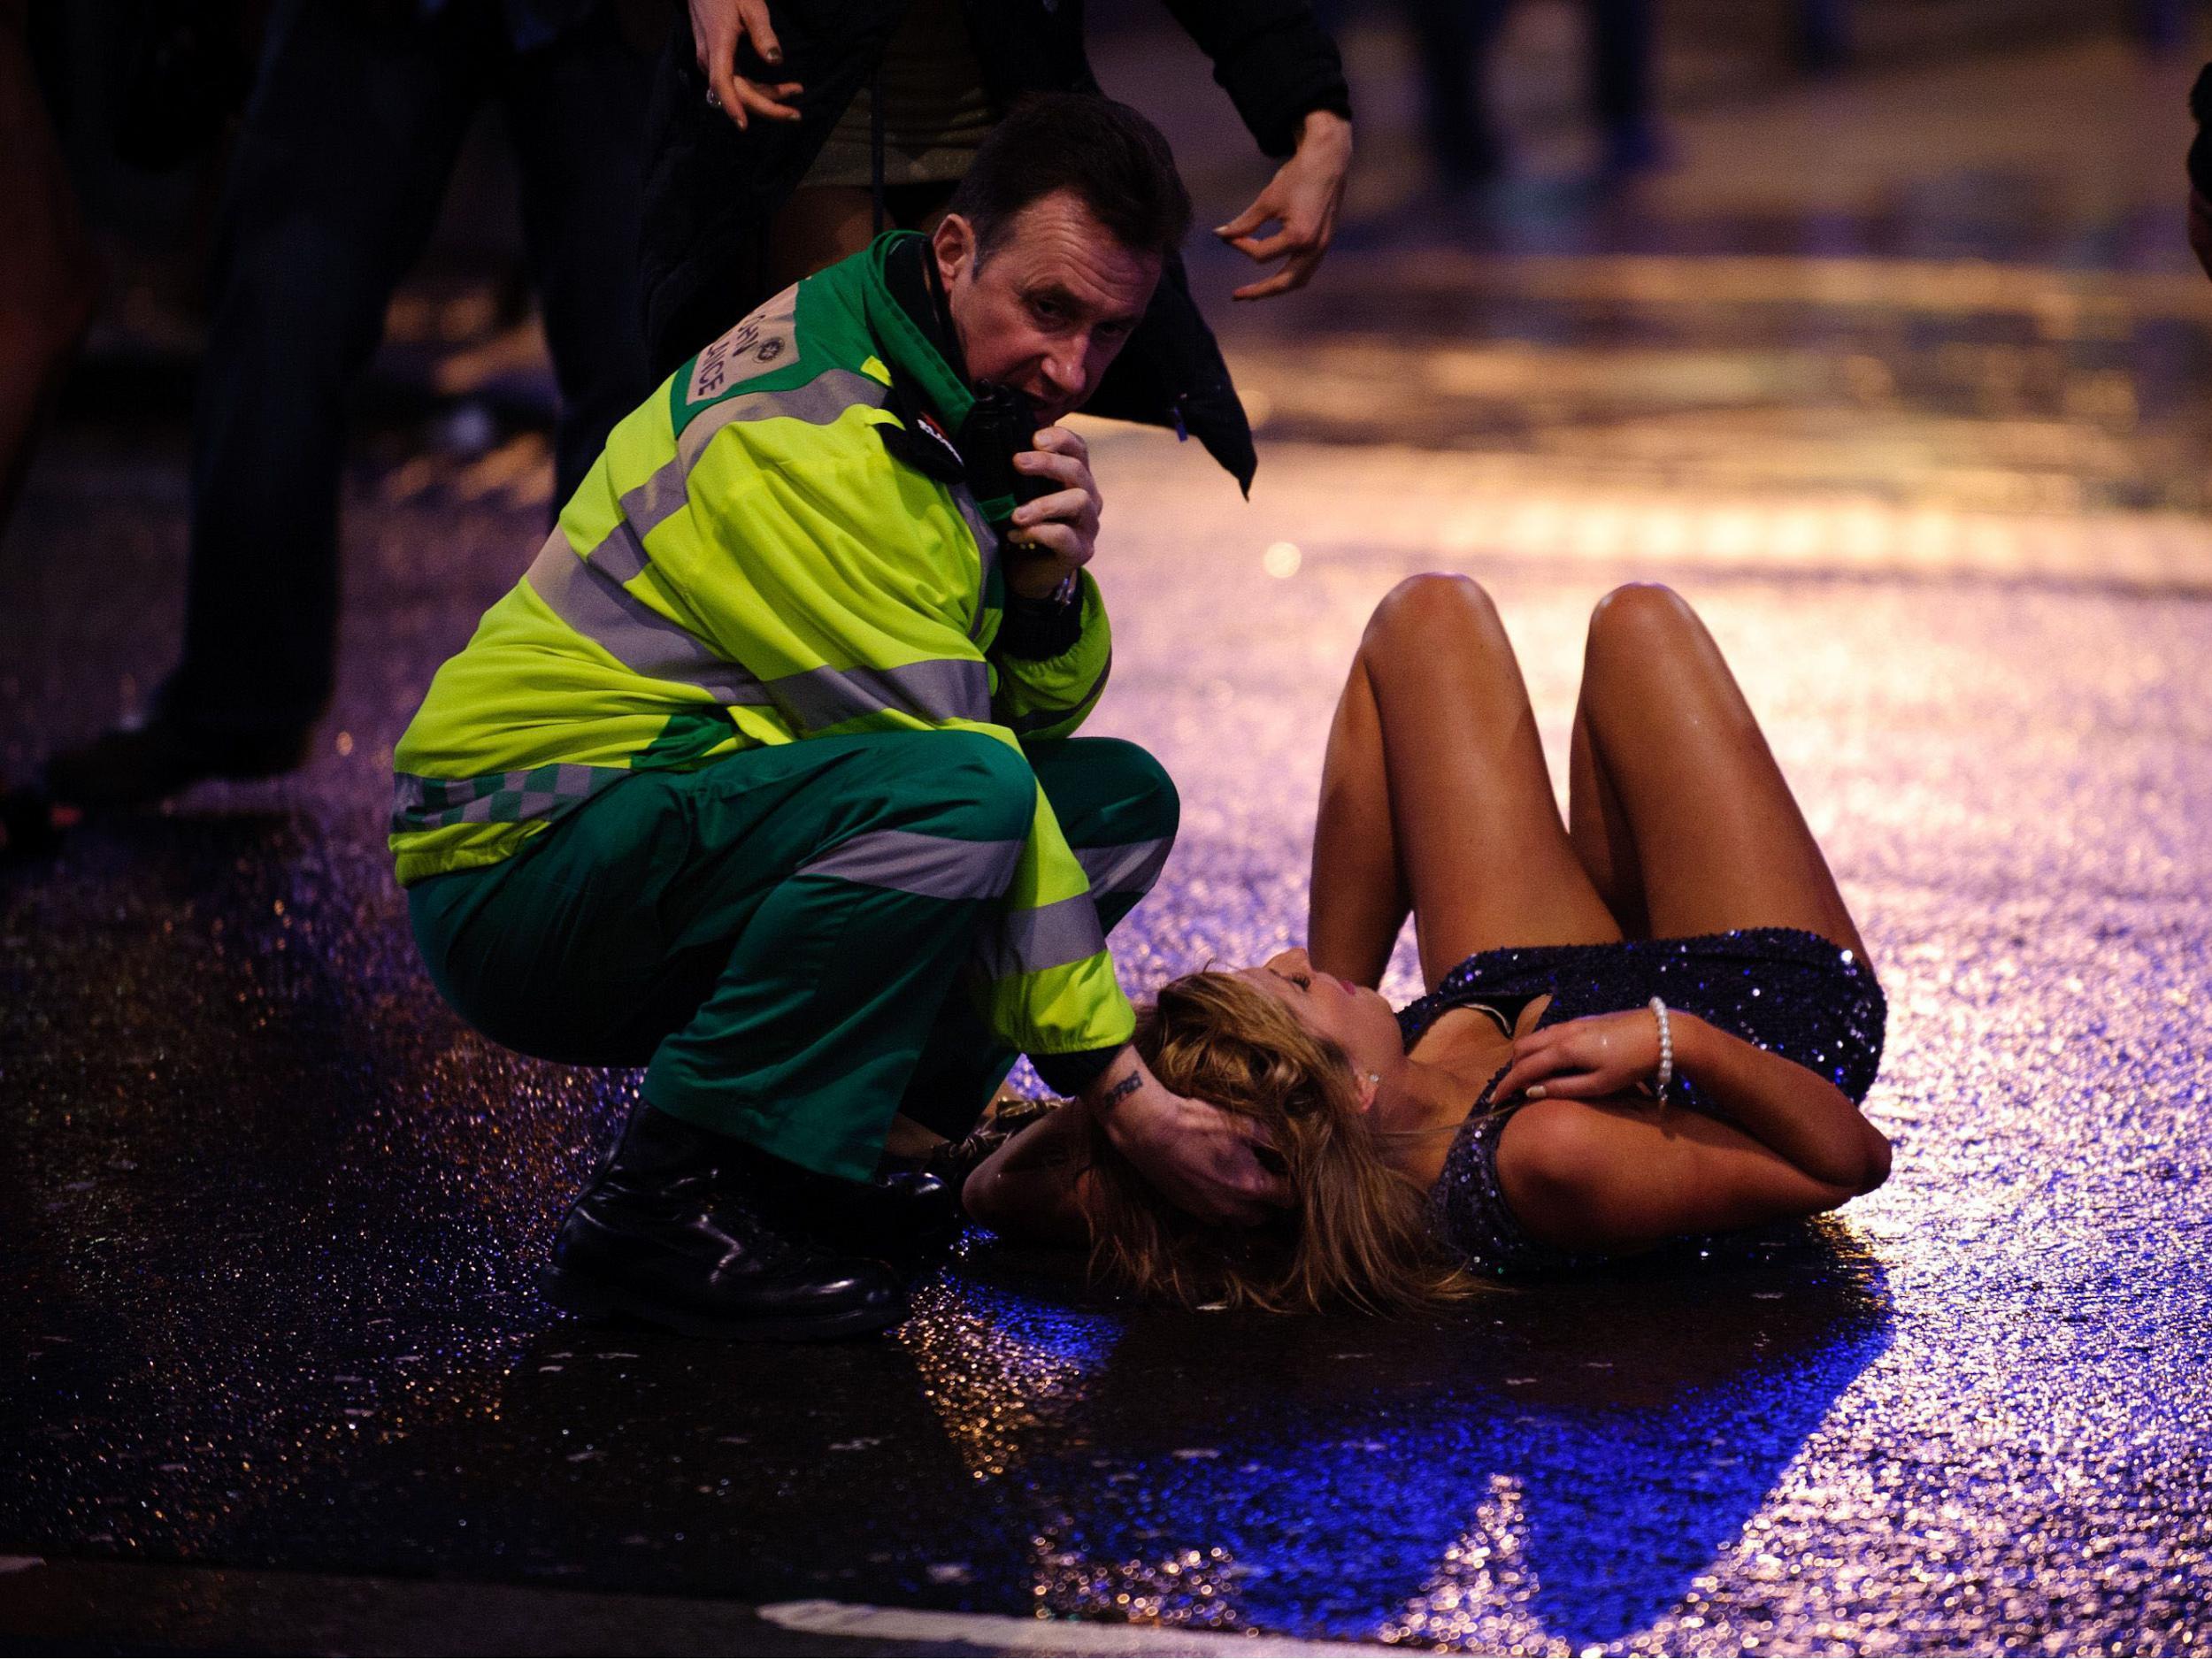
688;0;803;129
1214;108;1352;301
1006;426;1102;599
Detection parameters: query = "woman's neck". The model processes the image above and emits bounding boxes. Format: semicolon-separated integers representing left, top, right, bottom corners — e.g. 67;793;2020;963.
1371;1042;1515;1187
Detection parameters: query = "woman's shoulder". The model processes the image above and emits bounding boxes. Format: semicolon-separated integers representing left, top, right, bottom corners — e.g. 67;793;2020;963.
1430;1099;1609;1279
1488;1099;1647;1248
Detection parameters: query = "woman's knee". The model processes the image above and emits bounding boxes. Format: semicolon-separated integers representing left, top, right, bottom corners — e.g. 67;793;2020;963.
1585;582;1701;663
1362;572;1502;659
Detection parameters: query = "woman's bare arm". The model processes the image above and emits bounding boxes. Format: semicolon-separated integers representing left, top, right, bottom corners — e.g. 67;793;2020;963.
1664;1012;1891;1190
1490;1009;1891;1253
962;1106;1093;1246
1495;1096;1868;1254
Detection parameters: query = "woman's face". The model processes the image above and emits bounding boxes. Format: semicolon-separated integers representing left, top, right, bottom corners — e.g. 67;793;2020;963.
1234;947;1407;1101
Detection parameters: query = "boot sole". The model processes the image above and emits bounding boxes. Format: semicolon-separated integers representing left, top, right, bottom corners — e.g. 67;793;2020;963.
536;1266;905;1343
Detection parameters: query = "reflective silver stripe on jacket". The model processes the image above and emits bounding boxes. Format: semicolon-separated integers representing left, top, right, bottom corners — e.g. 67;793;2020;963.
1074;836;1172;900
391;761;626;833
524;533;769;705
675;369;889;472
798;828;1025;900
949;481;1000;642
765;657;991;730
974;892;1107;980
617;464;690;545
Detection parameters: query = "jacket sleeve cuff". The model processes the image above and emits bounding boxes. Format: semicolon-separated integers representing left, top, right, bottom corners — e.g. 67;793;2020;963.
1029;1044;1121;1097
995;585;1087;660
1217;23;1354;157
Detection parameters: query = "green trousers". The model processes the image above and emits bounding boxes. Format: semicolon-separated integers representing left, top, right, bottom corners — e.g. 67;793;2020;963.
408;729;1177;1181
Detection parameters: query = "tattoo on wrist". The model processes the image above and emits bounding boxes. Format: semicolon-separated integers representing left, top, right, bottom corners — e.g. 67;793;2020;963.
1097;1071;1143;1112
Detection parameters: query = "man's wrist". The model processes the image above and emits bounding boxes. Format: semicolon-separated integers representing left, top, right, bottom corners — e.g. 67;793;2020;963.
1082;1050;1167;1149
997;572;1085;656
1005;562;1079;603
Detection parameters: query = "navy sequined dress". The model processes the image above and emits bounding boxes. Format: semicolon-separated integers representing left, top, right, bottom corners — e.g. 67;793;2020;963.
1396;927;1886;1279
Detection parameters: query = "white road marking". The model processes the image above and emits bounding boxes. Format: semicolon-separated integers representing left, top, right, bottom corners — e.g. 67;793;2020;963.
758;1601;1389;1655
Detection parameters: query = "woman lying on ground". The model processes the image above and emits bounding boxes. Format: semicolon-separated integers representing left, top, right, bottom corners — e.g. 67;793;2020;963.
962;577;1891;1310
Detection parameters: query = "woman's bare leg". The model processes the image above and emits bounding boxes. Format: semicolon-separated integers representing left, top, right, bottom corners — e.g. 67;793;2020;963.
1571;583;1870;964
1310;575;1620;991
1309;651;1411;987
1568;707;1648;939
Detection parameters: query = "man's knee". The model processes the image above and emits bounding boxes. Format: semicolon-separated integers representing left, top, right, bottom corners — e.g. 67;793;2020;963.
1086;737;1180;839
1031;736;1180;846
911;733;1038;845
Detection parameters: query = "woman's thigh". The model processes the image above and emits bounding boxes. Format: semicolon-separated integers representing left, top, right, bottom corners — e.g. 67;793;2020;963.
1575;584;1869;963
1358;574;1621;987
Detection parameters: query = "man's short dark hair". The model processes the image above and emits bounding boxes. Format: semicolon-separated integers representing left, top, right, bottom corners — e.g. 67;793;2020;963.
948;93;1192;264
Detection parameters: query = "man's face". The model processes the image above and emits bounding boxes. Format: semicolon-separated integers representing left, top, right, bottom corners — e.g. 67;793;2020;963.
932;189;1162;426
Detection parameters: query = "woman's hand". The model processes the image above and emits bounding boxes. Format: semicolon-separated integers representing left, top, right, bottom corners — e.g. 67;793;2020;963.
1214;109;1352;301
1494;1009;1666;1104
1083;1051;1290;1227
688;0;803;130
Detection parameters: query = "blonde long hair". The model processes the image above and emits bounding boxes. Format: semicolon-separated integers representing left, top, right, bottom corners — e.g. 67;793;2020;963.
1085;972;1475;1314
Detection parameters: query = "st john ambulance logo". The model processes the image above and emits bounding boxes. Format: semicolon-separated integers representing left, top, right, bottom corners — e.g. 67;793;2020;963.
686;291;799;407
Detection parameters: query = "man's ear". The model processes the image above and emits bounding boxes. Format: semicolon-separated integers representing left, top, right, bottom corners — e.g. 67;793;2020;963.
931;212;976;292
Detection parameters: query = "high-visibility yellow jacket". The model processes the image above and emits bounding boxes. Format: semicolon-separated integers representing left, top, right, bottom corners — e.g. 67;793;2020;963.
390;233;1130;1063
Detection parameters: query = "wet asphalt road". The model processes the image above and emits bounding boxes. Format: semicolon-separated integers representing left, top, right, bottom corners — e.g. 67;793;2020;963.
6;408;2212;1655
7;26;2212;1655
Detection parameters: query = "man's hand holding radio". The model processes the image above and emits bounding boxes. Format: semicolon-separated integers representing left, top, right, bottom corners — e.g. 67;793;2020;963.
1005;426;1102;601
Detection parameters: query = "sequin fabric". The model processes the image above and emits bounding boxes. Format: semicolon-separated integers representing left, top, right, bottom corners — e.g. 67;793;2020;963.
1397;927;1886;1279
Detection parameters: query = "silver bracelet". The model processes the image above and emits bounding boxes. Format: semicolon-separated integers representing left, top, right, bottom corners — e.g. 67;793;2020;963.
1648;996;1673;1102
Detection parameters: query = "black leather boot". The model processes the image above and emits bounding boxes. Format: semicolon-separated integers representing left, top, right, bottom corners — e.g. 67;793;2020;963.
781;1157;964;1265
541;1106;906;1341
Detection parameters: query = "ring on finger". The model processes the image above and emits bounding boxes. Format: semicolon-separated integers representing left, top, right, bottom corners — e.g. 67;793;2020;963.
705;87;722;108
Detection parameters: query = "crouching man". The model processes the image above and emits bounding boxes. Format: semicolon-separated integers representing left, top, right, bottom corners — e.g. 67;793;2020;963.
390;94;1285;1340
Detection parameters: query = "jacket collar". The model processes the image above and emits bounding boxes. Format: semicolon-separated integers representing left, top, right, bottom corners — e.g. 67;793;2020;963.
864;232;1041;523
862;231;977;439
